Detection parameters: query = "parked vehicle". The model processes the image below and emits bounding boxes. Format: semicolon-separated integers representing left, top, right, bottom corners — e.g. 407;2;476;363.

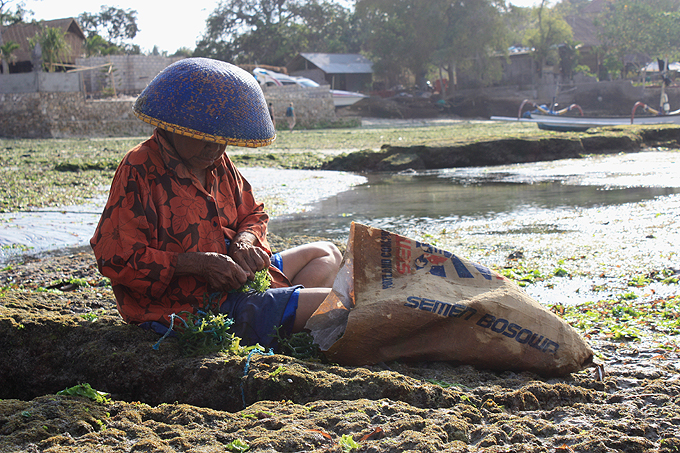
253;67;298;87
253;67;367;107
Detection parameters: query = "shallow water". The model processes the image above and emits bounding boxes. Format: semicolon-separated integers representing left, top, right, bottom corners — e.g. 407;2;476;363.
270;150;680;238
2;150;679;306
268;150;680;305
0;168;366;265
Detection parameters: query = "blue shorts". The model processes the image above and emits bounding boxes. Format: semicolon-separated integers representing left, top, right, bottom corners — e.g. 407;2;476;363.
219;285;301;348
140;250;298;349
271;252;283;271
222;250;293;347
140;285;301;349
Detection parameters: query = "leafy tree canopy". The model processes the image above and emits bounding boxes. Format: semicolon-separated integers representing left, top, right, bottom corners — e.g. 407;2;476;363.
436;0;510;89
356;0;445;88
78;6;140;55
356;0;509;91
0;0;29;26
0;0;29;73
194;0;359;66
523;0;573;74
0;39;20;66
83;34;120;56
171;47;194;58
503;4;534;48
598;0;680;71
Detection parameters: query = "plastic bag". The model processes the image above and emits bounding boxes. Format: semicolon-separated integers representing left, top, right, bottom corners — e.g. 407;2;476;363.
306;222;593;376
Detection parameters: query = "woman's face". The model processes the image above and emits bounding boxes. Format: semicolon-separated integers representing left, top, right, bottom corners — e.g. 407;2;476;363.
169;132;227;171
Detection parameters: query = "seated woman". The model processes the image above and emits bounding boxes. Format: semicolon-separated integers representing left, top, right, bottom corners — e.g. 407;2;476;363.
90;58;341;348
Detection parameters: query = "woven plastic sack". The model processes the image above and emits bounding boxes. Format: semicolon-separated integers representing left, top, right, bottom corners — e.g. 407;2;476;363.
306;222;594;377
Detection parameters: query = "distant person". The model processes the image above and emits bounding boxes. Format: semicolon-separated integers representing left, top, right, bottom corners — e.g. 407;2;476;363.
285;102;296;132
268;102;276;129
90;58;341;348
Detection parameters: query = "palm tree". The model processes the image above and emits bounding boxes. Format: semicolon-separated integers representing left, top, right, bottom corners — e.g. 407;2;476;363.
84;34;119;56
0;39;18;73
28;26;72;72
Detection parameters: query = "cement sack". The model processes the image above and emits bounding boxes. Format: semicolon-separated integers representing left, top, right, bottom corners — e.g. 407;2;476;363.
306;222;594;376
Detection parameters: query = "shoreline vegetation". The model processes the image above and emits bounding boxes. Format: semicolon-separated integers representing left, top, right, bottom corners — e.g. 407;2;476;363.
1;120;680;452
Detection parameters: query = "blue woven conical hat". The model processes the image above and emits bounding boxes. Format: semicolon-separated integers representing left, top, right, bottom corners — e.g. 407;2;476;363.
133;58;275;147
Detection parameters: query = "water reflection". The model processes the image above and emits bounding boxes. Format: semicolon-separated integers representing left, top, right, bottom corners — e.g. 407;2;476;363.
269;151;680;306
3;149;680;277
269;151;680;240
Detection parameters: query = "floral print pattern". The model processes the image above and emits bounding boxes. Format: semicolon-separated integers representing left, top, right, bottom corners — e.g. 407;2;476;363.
91;129;289;326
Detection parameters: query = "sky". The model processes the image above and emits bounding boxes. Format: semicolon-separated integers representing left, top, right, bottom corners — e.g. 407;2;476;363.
23;0;219;54
22;0;543;55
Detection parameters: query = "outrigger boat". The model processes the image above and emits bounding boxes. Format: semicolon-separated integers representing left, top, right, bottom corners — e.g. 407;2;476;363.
491;105;680;132
491;62;680;131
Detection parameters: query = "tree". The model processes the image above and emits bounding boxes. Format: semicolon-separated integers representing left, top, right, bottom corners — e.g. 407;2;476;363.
504;4;533;48
0;0;26;26
651;9;680;59
28;26;71;72
553;0;591;17
78;6;139;55
598;0;680;77
195;0;301;64
194;0;357;66
432;0;510;93
356;0;444;89
0;39;19;71
291;1;361;54
355;0;511;93
523;0;573;79
171;47;194;58
84;34;121;56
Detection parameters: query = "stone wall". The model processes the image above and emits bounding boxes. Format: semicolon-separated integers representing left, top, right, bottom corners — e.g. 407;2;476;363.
0;92;152;139
76;55;184;96
261;84;338;129
0;72;82;93
0;85;346;139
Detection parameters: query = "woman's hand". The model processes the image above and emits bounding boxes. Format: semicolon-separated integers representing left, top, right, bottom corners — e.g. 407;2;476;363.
228;232;270;279
176;252;248;292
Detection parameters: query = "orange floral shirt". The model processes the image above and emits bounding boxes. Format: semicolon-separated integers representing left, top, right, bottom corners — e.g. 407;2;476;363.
90;129;290;326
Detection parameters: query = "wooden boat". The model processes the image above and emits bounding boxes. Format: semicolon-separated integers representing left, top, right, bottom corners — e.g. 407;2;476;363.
491;108;680;132
491;99;680;132
492;66;680;131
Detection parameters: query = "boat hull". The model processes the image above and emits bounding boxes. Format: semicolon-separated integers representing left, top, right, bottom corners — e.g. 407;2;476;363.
331;90;368;107
490;113;680;131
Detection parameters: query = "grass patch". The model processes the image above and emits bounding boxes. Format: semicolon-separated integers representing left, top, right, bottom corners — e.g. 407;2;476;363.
0;138;137;212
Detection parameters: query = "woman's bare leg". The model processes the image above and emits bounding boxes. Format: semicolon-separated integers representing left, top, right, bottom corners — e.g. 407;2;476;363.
279;241;342;288
293;287;332;332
